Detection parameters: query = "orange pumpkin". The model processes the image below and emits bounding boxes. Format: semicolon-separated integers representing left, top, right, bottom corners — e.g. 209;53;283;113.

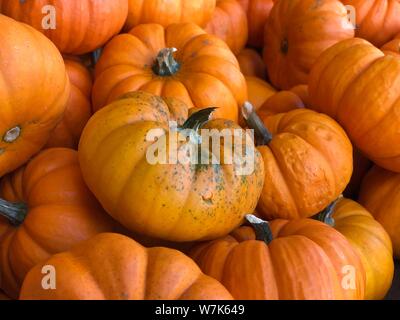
264;0;354;89
237;48;267;79
242;103;353;220
238;0;275;48
79;92;264;242
381;33;400;57
0;14;70;178
316;197;394;300
0;290;10;300
257;90;305;118
205;0;248;55
245;77;276;111
45;57;92;149
309;38;400;173
92;23;247;122
191;215;365;300
20;233;233;300
290;85;310;107
0;148;117;298
359;166;400;258
124;0;216;32
342;0;400;47
0;0;128;55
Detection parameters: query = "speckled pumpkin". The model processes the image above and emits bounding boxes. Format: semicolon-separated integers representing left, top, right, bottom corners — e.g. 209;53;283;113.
79;91;265;242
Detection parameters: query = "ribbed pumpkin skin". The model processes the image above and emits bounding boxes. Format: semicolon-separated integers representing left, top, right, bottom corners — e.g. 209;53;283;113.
257;109;353;220
79;92;265;242
0;0;128;55
359;166;400;258
45;58;92;149
237;0;275;48
381;33;400;57
92;23;247;122
205;0;248;55
264;0;354;89
124;0;216;31
191;219;365;300
0;148;116;299
342;0;400;47
309;38;400;173
0;15;70;177
20;233;233;300
331;198;394;300
237;48;267;79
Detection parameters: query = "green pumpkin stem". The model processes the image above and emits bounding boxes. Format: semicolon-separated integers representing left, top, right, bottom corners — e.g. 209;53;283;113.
0;198;28;226
241;102;273;146
246;214;274;245
152;48;181;76
314;195;344;227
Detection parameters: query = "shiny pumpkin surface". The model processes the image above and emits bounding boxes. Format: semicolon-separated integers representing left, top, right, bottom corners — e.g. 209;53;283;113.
256;109;353;220
0;148;116;298
309;38;400;172
0;14;70;177
45;57;92;149
237;48;267;79
264;0;354;89
191;218;365;300
79;92;265;242
0;0;128;55
92;23;247;122
330;198;394;300
20;233;233;300
359;166;400;259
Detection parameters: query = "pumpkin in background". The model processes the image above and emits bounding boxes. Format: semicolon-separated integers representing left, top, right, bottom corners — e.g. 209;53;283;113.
79;92;264;242
344;149;373;199
237;48;267;79
191;215;365;300
242;103;353;220
309;38;400;173
257;90;305;118
0;14;70;178
0;290;10;300
341;0;400;47
264;0;354;89
92;23;247;122
359;166;400;258
381;33;400;57
238;0;275;48
124;0;216;32
290;85;310;107
245;77;276;111
315;197;394;300
0;148;117;298
205;0;248;55
45;57;92;149
20;233;233;300
0;0;128;55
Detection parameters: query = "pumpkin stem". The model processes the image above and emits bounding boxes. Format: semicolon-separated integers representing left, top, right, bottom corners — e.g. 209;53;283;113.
245;214;274;245
152;48;181;77
314;195;344;227
0;198;28;226
241;102;273;146
181;107;217;132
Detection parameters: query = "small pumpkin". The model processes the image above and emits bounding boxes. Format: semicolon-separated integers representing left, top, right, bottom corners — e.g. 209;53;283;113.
124;0;216;32
0;0;128;55
92;23;247;122
205;0;248;55
290;85;310;107
237;48;267;79
242;103;353;220
0;148;117;298
315;197;394;300
257;90;305;118
190;215;365;300
264;0;354;89
237;0;275;48
20;233;233;300
381;33;400;57
245;77;276;111
0;14;70;177
79;91;265;242
359;165;400;258
309;38;400;173
341;0;400;47
45;57;93;149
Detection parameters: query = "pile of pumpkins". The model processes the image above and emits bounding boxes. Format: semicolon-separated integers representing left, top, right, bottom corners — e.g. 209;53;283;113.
0;0;399;300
